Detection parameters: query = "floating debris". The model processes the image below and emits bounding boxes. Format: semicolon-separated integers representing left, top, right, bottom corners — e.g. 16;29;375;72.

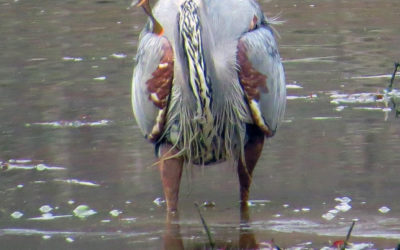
39;205;53;213
335;203;352;212
121;217;137;222
286;84;303;89
351;73;400;80
65;237;75;243
28;214;73;221
301;208;311;212
27;58;47;62
42;235;52;240
352;107;385;111
110;53;127;59
328;209;339;214
68;200;75;205
10;211;24;219
248;199;271;204
17;184;24;189
284;55;337;63
336;105;347;111
93;76;106;81
282;119;293;123
109;209;122;217
326;242;374;250
201;201;216;208
55;179;100;187
26;120;112;128
259;240;281;249
330;92;379;104
101;219;111;223
287;94;317;100
62;56;83;62
2;164;29;170
335;197;352;204
35;163;64;171
8;159;31;164
322;197;353;221
312;116;342;120
321;212;335;221
153;197;165;207
246;200;270;207
1;162;65;172
283;204;290;208
35;164;47;171
73;205;97;219
246;201;257;207
378;206;391;214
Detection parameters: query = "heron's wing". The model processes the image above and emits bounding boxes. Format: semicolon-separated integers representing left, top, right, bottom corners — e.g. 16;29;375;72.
132;33;174;142
237;25;286;137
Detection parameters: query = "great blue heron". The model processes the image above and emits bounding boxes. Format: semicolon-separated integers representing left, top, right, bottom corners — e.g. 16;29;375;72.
132;0;286;212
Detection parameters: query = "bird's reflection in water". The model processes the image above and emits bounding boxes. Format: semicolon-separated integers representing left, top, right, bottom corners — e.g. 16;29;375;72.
238;204;258;249
163;212;184;250
161;205;279;249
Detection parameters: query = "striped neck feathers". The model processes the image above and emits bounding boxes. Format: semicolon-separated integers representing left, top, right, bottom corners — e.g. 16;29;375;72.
178;0;213;124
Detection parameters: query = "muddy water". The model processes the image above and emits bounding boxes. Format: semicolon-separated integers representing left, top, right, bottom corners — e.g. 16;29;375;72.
1;0;400;249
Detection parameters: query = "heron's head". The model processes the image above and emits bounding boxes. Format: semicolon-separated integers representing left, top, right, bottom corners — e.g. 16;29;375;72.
132;0;164;35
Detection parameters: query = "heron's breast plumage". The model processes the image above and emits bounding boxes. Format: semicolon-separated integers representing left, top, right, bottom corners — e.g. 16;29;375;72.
157;0;250;164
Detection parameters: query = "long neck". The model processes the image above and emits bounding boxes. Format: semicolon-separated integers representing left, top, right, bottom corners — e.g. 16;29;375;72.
178;0;213;128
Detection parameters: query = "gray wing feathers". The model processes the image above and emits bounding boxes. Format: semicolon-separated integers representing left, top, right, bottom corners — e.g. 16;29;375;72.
132;33;167;137
240;27;286;131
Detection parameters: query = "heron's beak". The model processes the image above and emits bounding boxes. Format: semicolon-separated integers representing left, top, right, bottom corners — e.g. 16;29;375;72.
131;0;164;36
130;0;147;8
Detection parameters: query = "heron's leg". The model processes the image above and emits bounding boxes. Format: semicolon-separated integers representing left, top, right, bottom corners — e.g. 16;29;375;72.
159;143;184;212
238;125;265;208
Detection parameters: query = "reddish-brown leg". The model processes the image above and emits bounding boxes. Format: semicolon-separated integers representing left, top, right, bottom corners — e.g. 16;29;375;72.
238;125;265;209
159;143;184;212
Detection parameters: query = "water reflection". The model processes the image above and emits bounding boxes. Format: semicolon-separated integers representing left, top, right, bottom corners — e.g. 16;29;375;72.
238;205;261;249
162;213;184;250
162;206;263;249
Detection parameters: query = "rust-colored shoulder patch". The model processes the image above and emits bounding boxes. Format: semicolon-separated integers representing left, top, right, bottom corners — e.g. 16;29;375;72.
146;39;174;109
237;39;272;137
145;38;174;142
237;40;268;101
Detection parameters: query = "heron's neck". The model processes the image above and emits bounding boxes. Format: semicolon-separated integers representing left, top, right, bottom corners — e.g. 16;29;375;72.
178;0;213;130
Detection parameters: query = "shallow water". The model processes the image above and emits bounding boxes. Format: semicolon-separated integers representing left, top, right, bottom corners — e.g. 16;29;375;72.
1;0;400;249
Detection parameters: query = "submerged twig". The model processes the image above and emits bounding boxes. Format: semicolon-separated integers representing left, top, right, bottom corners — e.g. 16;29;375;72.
194;202;215;249
387;62;400;91
341;221;356;250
